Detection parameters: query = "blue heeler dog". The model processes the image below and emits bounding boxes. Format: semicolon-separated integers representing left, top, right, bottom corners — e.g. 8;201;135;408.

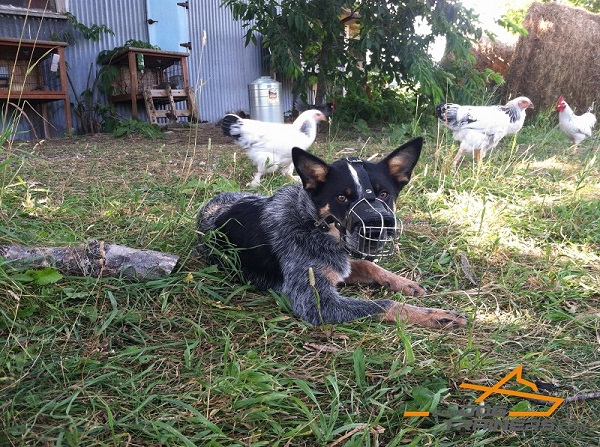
196;137;467;328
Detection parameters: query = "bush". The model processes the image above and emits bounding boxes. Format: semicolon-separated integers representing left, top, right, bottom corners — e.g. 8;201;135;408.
332;88;423;127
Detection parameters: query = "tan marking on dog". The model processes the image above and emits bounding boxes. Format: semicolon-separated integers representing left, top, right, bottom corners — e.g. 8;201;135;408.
346;260;425;296
304;163;329;190
321;267;344;285
382;302;467;329
387;157;411;184
318;204;341;239
345;260;466;328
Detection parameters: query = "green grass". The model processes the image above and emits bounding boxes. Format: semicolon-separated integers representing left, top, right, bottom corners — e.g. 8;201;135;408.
1;119;599;446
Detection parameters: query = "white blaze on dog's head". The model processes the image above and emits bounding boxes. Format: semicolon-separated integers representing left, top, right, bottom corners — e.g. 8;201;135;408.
346;162;363;197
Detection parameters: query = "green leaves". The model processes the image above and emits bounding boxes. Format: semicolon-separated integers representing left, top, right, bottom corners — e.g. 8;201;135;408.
221;0;484;105
11;267;63;286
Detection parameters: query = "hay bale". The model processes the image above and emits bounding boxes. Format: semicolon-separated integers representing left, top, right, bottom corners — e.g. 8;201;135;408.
502;2;600;114
470;36;515;77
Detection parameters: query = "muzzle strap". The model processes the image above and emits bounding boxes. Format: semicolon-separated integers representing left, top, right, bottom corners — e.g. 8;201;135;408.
314;214;343;233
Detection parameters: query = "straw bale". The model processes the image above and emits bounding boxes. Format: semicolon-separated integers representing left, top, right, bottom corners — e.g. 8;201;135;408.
470;36;515;77
502;2;600;114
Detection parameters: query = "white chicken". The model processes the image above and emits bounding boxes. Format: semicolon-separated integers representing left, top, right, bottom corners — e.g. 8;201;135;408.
435;96;534;168
556;96;596;145
222;109;326;186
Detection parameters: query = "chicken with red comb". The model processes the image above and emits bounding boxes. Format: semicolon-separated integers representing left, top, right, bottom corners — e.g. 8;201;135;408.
556;96;596;145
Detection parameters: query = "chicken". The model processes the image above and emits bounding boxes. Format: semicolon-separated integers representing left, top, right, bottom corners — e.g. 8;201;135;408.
294;97;335;118
556;96;596;145
435;96;534;168
222;109;326;186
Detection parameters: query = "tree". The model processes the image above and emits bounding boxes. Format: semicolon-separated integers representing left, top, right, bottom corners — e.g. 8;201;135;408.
221;0;483;105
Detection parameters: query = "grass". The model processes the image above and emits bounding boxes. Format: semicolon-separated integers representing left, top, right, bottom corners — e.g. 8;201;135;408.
0;116;599;447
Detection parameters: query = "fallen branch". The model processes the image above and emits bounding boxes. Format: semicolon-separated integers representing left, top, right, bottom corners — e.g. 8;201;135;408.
526;391;600;407
0;240;179;280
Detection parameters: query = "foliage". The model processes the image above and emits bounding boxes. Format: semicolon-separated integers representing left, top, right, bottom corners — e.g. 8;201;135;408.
50;12;115;43
112;117;164;139
332;88;424;127
59;14;117;134
438;58;505;105
67;62;119;135
96;39;160;66
565;0;600;12
221;0;483;106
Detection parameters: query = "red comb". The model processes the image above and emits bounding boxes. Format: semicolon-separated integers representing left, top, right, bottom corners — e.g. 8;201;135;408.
557;96;565;104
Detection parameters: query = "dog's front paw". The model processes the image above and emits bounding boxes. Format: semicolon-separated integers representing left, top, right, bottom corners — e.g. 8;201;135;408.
426;309;468;329
386;277;426;296
384;302;468;329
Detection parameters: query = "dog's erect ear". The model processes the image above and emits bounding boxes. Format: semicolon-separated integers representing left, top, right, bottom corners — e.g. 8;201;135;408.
292;147;329;191
380;137;423;186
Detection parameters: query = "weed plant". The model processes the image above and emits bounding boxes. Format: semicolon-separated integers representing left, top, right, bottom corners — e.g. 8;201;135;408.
0;109;599;446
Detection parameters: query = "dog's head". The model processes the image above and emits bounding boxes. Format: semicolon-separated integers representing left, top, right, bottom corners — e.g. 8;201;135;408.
292;137;423;259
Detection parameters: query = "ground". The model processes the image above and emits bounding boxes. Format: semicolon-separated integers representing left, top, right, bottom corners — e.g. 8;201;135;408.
2;121;599;447
14;123;332;191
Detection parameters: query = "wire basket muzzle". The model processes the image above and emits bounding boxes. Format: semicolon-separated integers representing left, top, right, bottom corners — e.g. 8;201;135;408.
343;198;400;259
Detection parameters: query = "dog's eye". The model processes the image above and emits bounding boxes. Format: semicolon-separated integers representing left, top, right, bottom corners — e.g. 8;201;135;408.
336;195;348;203
378;191;389;200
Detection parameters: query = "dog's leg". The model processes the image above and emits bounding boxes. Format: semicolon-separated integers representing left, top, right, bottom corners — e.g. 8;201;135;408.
346;260;426;296
345;260;467;328
382;301;467;328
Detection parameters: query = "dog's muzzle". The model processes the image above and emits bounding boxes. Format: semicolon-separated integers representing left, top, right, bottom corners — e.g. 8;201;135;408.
315;198;400;259
343;197;399;259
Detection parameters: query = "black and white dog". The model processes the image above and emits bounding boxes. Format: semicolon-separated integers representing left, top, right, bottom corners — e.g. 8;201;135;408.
197;137;467;328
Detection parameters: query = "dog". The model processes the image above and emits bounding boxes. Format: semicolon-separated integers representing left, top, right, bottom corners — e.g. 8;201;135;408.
196;137;467;328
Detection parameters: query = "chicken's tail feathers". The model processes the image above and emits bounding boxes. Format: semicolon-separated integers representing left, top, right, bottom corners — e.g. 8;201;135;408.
587;102;595;114
295;97;335;117
294;97;308;113
221;114;243;138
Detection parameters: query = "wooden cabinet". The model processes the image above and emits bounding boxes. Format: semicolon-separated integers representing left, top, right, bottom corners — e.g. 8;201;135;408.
0;38;71;138
103;47;197;125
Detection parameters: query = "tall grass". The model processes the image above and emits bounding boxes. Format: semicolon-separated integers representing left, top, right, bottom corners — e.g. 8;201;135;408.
0;110;599;446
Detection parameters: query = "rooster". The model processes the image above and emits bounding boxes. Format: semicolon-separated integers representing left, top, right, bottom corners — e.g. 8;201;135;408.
222;109;326;186
556;96;596;145
294;97;335;118
435;96;534;168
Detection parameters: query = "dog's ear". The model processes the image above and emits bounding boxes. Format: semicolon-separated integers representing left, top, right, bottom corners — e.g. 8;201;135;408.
380;137;423;186
292;147;329;191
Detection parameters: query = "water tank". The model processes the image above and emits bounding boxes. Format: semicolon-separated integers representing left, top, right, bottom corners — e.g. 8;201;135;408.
248;76;283;123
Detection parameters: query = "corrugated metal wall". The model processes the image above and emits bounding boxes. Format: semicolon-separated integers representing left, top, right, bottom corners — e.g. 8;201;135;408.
186;1;294;122
1;0;294;139
66;0;149;131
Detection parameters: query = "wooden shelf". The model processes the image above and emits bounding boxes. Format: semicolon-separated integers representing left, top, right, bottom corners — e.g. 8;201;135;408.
0;38;71;138
103;48;195;122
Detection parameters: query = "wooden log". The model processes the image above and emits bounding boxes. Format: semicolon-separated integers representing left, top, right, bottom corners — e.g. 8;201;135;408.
0;240;179;280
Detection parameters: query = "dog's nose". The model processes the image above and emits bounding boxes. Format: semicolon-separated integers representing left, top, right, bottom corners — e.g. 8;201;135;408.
346;199;396;231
